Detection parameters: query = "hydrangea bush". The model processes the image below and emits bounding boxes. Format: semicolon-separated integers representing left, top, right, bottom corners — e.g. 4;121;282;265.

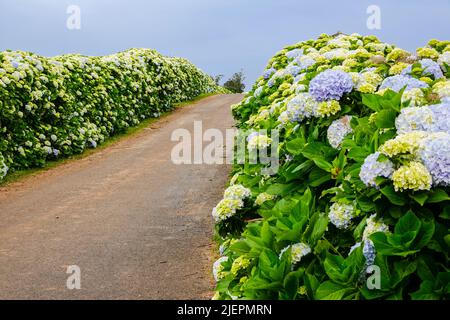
0;48;225;180
213;33;450;300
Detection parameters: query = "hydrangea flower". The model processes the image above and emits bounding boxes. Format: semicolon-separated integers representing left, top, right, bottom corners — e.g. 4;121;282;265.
360;152;395;188
432;81;450;101
327;115;353;149
279;242;311;264
401;88;426;107
253;86;264;97
362;240;376;266
349;240;377;266
282;93;320;123
379;75;428;92
428;103;450;133
309;69;354;101
379;131;428;157
212;198;244;222
294;55;316;71
247;132;272;151
224;184;251;201
317;100;341;117
231;256;251;275
395;106;434;134
328;202;355;229
392;161;432;191
0;154;8;180
401;59;444;79
213;256;228;281
255;192;275;206
438;51;450;70
363;214;390;240
263;67;276;80
285;49;303;60
353;71;383;93
418;132;450;186
323;48;350;60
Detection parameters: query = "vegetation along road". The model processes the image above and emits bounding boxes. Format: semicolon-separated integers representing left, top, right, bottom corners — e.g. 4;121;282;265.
0;94;242;299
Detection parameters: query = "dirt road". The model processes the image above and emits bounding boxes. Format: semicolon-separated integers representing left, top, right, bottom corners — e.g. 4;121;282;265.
0;94;242;299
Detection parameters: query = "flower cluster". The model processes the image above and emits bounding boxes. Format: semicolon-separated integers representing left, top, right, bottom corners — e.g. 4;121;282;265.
213;257;228;282
308;69;354;101
379;75;428;92
392;161;432;191
327;115;353;149
255;192;275;206
247;132;272;151
280;242;311;264
212;184;251;222
359;152;395;188
328;202;355;229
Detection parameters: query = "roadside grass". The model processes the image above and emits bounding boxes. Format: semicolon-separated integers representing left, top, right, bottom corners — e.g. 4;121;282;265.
0;93;218;187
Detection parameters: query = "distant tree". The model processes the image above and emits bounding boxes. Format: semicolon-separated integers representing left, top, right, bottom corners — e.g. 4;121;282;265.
212;74;224;85
223;70;246;93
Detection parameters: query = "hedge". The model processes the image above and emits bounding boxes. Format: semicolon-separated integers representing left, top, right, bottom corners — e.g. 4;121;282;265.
212;33;450;300
0;48;225;179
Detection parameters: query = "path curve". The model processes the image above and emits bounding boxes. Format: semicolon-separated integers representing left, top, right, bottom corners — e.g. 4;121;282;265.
0;94;242;299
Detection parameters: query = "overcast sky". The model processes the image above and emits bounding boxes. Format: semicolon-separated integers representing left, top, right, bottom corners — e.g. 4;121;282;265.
1;0;449;87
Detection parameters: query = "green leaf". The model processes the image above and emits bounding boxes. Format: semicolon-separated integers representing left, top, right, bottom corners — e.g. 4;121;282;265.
362;94;381;112
395;211;421;236
375;109;397;128
315;281;352;300
427;189;450;203
286;138;305;155
311;158;333;172
409;192;429;206
381;185;407;206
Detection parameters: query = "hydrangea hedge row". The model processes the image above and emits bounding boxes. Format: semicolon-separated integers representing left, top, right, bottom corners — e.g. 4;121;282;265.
0;48;225;179
212;33;450;300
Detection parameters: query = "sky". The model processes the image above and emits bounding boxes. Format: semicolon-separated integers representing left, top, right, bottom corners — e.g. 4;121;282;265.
1;0;449;88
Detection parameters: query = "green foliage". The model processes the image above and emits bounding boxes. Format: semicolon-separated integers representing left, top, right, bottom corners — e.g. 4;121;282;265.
213;34;450;300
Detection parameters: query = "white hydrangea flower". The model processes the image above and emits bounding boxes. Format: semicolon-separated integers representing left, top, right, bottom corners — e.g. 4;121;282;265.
247;132;272;151
438;51;450;69
280;242;311;264
212;198;244;222
363;214;390;240
327;115;353;149
223;184;251;201
401;88;426;107
329;202;355;229
255;192;275;206
0;154;9;180
213;256;228;282
395;106;434;134
253;86;264;97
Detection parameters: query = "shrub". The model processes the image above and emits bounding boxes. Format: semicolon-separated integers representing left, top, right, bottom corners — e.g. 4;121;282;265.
0;48;224;179
212;33;450;300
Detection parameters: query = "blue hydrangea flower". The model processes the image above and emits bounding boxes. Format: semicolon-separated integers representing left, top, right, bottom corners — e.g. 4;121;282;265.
428;102;450;134
379;75;428;92
285;64;301;77
360;152;395;187
294;56;316;71
308;69;354;101
285;49;303;60
419;132;450;186
363;240;376;266
401;59;444;79
263;68;276;80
